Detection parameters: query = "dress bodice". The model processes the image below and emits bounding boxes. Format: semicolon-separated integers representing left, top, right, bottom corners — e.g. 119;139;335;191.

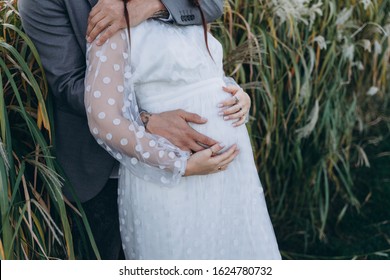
129;20;224;87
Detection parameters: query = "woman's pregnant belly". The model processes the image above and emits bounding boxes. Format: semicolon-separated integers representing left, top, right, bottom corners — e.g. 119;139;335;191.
135;78;249;150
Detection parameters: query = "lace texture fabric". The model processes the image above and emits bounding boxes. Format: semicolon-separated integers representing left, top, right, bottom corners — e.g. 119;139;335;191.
84;30;189;186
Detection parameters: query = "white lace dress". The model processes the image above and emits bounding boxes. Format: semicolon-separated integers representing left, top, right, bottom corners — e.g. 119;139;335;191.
84;20;280;260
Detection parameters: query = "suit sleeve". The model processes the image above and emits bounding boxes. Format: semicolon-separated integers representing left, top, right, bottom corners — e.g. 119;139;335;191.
18;0;87;117
161;0;224;25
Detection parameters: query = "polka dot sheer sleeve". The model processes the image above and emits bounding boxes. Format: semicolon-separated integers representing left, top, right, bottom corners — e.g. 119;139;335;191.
84;30;189;185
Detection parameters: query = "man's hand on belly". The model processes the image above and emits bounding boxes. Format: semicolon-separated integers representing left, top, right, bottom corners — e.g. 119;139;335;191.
143;109;218;153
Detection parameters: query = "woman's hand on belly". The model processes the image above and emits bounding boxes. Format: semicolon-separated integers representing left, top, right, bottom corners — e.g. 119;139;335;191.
218;86;251;127
184;143;239;176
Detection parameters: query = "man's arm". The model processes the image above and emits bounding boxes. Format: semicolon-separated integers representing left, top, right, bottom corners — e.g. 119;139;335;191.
161;0;224;25
18;0;88;117
87;0;164;44
19;0;218;152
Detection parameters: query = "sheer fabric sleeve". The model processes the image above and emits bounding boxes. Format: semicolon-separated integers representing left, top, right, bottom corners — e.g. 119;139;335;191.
84;30;189;185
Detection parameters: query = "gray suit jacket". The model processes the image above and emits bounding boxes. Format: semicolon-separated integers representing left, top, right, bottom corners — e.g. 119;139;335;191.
18;0;223;202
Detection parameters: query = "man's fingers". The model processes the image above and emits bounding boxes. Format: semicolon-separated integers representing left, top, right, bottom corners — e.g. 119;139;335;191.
96;24;121;45
209;143;226;155
88;18;113;44
197;135;218;148
187;141;206;153
178;120;218;149
88;4;101;23
182;111;207;124
181;110;218;148
87;10;106;39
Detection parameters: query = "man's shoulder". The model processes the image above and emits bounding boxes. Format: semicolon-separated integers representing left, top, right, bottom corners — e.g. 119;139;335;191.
19;0;91;13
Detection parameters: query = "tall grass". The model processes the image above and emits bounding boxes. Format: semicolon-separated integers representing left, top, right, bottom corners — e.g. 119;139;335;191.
1;0;389;259
213;0;390;258
0;0;99;259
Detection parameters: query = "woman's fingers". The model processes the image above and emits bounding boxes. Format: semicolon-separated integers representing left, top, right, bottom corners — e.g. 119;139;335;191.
222;104;246;117
184;144;239;176
212;144;237;162
219;86;240;108
184;143;234;176
224;108;247;121
211;145;239;172
222;86;239;95
218;96;239;108
218;151;240;169
232;117;246;127
219;86;251;125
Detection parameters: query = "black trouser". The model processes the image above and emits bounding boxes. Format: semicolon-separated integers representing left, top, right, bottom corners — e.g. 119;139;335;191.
73;179;124;260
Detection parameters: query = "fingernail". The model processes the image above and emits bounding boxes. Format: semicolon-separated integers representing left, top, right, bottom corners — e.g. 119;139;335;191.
217;103;223;108
96;40;101;46
224;116;229;120
201;117;208;121
220;143;226;148
218;112;224;116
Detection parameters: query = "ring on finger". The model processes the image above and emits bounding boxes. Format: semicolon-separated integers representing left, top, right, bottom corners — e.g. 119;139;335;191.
234;96;239;104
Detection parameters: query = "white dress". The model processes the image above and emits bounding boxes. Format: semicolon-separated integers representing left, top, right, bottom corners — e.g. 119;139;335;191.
84;20;281;260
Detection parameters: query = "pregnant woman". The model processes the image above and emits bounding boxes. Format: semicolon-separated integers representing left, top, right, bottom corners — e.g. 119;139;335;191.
84;0;281;259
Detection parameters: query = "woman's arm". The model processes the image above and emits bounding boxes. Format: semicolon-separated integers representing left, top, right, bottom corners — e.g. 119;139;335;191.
85;30;188;184
85;30;239;184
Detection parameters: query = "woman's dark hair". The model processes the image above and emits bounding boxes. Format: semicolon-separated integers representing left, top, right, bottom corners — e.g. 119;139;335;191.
123;0;212;58
123;0;131;41
193;0;212;58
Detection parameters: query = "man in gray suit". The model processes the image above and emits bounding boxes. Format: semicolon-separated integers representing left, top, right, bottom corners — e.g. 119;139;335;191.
18;0;225;259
